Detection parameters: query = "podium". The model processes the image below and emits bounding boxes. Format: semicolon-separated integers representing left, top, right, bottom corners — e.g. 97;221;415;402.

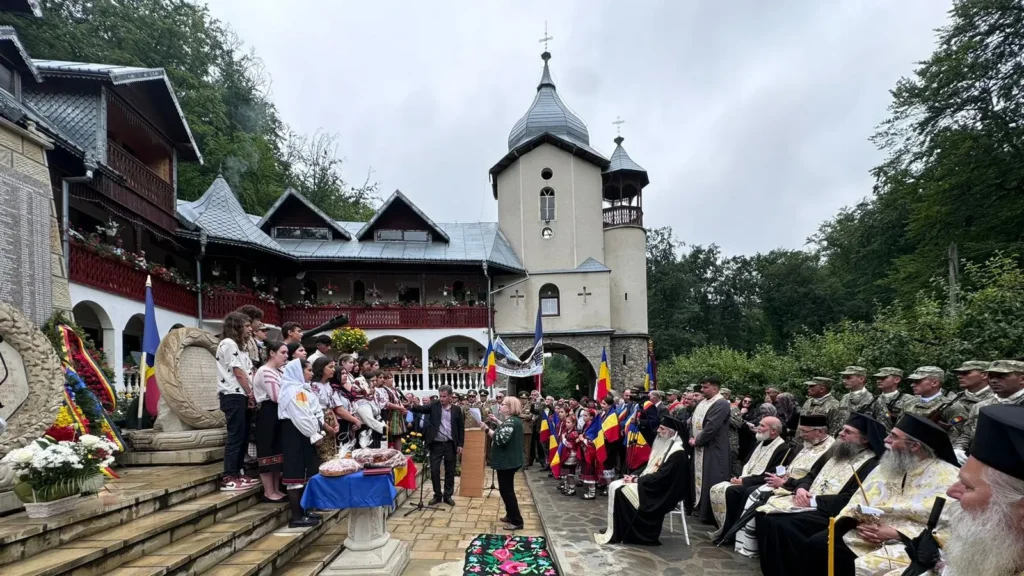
459;428;486;498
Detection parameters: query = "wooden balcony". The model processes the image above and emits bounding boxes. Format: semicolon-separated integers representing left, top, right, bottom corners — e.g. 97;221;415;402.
603;206;643;228
204;290;281;326
281;304;490;330
68;243;197;316
106;139;175;215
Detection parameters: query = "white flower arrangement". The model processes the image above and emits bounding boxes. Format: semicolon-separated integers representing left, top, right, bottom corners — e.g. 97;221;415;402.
2;436;119;503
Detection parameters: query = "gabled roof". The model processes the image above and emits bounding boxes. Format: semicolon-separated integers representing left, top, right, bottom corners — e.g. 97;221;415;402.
176;175;288;256
489;131;608;198
530;256;611;276
32;59;202;163
258;187;352;240
355;190;450;243
0;27;40;82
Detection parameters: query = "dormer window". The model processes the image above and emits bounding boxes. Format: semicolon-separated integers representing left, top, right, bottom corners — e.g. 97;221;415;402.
375;229;431;242
0;58;20;99
272;226;330;240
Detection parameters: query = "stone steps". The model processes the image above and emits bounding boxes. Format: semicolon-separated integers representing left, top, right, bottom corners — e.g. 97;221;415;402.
0;463;226;567
0;486;268;576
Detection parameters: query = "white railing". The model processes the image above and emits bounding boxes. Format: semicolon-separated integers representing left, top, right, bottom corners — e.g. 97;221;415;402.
429;370;484;393
393;371;425;392
123;367;141;395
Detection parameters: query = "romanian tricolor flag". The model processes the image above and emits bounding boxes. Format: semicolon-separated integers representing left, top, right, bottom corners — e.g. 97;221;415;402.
548;433;561;478
595;347;611;401
601;409;621;445
620;403;636;445
483;341;497;388
539;412;551;445
643;359;654;392
141;276;162;418
393;457;418;490
585;417;606;462
625;401;653;470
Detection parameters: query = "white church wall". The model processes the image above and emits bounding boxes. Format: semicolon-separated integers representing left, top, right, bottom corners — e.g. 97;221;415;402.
605;226;649;333
493;271;610;334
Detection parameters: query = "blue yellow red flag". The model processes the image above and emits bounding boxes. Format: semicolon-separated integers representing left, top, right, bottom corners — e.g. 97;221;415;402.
596;347;611;401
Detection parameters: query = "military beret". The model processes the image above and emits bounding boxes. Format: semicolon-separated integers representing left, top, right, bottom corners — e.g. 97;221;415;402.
986;360;1024;374
907;366;945;380
839;366;867;376
873;367;904;378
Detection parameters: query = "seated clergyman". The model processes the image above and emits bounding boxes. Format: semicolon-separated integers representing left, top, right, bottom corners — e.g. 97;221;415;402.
807;413;960;576
594;416;689;546
709;416;793;540
727;413;836;557
755;413;886;576
935;404;1024;576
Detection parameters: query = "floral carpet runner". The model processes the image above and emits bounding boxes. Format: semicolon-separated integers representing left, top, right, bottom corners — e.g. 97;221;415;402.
463;534;559;575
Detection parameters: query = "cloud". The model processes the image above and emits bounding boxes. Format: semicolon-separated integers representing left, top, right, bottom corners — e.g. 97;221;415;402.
204;0;951;254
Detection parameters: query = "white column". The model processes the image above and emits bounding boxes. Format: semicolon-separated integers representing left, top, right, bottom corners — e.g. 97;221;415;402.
111;324;123;392
421;349;431;392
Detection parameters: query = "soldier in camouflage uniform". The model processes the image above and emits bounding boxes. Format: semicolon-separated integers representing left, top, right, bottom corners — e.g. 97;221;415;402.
903;366;969;442
836;366;875;427
801;376;842;436
951;360;995;415
868;367;910;430
955;360;1024;463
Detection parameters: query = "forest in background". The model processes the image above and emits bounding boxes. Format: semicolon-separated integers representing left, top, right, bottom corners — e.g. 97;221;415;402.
1;0;378;220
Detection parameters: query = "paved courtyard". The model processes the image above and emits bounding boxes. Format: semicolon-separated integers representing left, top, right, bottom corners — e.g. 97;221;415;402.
523;467;760;575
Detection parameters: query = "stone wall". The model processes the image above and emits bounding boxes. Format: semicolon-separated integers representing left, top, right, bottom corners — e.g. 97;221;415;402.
610;335;649;391
0;121;62;326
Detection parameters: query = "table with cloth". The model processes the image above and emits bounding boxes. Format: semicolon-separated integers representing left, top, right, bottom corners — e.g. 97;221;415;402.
302;470;410;576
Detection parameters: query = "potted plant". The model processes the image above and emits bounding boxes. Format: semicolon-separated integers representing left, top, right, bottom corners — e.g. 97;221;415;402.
2;435;117;517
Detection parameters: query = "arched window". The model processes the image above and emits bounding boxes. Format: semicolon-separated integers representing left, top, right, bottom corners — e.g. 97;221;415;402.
539;284;560;317
353;280;366;302
540;188;555;221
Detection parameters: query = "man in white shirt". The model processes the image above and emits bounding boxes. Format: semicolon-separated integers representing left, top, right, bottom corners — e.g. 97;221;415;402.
307;334;332;364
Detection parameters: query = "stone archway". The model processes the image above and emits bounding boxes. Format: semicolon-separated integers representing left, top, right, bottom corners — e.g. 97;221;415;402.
500;334;609;399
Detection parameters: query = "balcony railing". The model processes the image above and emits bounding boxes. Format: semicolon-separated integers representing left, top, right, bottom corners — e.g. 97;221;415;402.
69;243;197;316
603;206;643;228
281;304;490;330
106;139;175;215
205;290;281;326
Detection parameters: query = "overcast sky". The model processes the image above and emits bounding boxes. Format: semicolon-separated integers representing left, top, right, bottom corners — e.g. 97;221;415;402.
204;0;952;256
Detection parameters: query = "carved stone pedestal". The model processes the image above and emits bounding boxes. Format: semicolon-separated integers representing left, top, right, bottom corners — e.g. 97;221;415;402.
321;506;410;576
120;428;226;465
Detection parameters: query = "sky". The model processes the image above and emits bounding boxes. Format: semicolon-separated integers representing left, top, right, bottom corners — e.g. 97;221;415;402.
203;0;953;256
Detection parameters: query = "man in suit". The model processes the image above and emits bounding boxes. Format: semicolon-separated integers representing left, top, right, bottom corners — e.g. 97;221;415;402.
408;384;465;506
638;390;664;446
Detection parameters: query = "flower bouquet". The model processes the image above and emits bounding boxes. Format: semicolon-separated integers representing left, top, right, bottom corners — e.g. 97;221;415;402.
402;431;427;463
2;435;118;517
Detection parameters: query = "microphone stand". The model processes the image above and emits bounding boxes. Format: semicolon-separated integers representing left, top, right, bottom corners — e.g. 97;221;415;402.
406;417;438;516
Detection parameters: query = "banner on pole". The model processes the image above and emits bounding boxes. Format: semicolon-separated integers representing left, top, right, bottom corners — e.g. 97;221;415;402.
490;336;543;378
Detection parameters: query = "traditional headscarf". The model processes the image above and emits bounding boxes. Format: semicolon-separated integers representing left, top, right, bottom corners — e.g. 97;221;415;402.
277;358;324;441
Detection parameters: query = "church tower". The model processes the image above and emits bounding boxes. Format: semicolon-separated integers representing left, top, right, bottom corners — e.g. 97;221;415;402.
489;47;650;391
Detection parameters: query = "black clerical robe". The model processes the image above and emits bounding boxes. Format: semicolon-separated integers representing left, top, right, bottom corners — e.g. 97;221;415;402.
756;453;880;576
713;439;795;539
596;444;688;546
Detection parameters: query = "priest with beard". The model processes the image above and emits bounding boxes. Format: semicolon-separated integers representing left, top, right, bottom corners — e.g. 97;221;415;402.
594;416;689;546
756;413;886;576
709;416;794;540
808;414;960;576
922;404;1024;576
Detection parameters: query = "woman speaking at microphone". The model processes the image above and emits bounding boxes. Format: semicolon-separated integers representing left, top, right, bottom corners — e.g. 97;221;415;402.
487;395;525;531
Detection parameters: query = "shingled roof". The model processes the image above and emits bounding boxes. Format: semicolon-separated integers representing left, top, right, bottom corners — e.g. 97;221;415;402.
176;176;288;256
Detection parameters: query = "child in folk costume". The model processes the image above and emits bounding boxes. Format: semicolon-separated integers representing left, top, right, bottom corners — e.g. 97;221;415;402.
278;358;326;528
577;409;604;500
558;411;580;496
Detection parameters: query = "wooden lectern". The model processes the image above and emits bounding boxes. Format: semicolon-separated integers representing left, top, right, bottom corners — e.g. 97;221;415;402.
459;428;487;497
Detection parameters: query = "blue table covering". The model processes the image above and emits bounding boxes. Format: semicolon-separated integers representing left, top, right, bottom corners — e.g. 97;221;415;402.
301;471;397;510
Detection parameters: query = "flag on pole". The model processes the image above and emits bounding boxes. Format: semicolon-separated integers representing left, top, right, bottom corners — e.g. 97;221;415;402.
601;409;621;444
548;433;561;478
539;413;551;445
648;339;658;390
483;340;497;388
585;416;606;462
533;304;544;392
595;347;611;401
140;275;161;418
643;358;654;392
626;400;653;469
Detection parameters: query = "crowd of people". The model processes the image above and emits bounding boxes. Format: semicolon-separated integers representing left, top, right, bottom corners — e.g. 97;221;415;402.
208;306;1024;574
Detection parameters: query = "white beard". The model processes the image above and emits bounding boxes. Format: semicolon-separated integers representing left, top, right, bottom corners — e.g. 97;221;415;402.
944;502;1024;576
755;432;770;442
645;433;678;475
878;448;918;478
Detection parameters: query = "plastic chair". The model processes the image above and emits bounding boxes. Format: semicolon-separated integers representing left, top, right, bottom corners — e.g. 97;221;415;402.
667;500;690;545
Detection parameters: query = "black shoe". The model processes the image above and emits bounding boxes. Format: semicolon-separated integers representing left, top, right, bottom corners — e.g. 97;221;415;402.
443;496;456;506
499;516;510;523
547;472;554;478
306;512;323;520
428;496;443;506
289;515;319;528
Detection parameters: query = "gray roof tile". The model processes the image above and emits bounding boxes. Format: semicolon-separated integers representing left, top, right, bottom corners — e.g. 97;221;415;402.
176;176;287;255
508;53;590;151
576;257;611;272
356;190;450;242
605;137;646;173
24;88;101;158
257;187;352;240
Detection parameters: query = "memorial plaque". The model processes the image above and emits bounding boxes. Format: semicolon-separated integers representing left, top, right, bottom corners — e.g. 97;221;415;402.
178;346;220;412
0;340;29;421
0;165;53;325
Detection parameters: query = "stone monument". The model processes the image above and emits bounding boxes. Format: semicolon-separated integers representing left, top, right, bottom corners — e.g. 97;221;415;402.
0;301;66;512
121;327;227;465
321;505;410;576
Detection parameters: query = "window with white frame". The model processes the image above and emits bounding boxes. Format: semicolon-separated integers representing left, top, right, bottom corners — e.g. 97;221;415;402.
539;283;560;316
540;188;555;221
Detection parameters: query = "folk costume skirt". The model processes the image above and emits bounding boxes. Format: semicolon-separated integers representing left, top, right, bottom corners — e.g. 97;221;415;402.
255;401;283;473
281;420;319;486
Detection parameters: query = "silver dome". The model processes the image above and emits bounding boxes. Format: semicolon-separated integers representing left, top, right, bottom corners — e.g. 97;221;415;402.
507;52;590;151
